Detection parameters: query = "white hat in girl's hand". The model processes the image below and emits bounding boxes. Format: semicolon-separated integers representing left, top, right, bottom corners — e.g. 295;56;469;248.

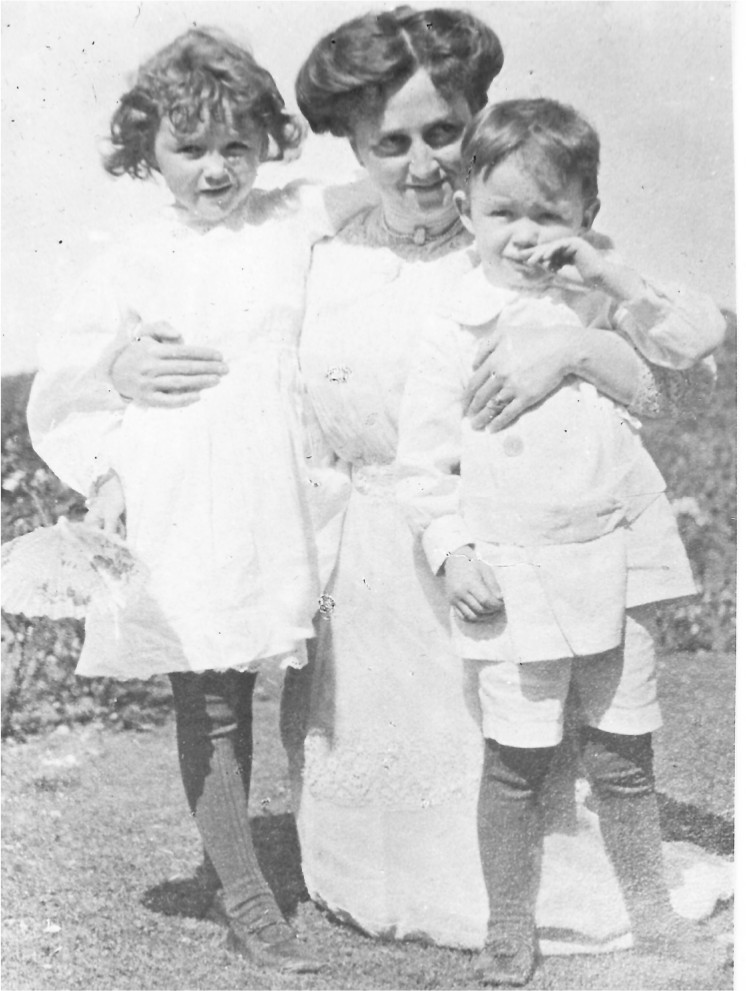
1;518;146;621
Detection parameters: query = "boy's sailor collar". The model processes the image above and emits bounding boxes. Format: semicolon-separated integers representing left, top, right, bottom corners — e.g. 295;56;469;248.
442;229;616;327
440;264;516;326
439;262;592;327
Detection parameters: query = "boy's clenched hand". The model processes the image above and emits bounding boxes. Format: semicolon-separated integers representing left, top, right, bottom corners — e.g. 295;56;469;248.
444;546;504;623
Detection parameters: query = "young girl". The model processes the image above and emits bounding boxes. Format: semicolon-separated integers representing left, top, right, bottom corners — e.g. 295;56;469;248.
396;99;725;985
27;27;373;973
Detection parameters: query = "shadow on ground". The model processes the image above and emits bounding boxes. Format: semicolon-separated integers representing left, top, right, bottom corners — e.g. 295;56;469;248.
658;793;734;857
141;812;308;921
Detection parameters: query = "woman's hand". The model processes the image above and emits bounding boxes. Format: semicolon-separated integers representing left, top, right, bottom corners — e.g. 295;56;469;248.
85;472;126;537
111;321;229;407
444;547;504;623
464;323;581;431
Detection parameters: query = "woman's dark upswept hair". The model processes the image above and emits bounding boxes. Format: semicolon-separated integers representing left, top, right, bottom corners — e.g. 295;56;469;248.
105;27;304;179
296;5;504;138
462;98;601;201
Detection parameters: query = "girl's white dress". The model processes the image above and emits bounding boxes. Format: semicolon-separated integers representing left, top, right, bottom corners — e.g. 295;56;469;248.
283;208;731;952
28;186;336;678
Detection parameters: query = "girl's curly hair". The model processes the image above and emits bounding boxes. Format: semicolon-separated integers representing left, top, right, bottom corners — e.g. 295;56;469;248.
296;5;504;138
105;27;304;179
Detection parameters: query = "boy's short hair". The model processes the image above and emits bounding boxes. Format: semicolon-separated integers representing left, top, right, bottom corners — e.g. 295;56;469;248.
105;27;304;179
461;98;600;201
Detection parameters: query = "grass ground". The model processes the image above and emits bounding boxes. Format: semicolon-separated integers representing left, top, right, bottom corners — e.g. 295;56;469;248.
1;651;733;991
1;319;736;987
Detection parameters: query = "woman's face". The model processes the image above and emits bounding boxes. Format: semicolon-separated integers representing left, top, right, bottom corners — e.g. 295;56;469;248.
350;69;473;230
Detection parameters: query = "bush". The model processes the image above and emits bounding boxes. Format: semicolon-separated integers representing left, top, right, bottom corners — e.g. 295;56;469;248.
1;375;172;738
1;318;736;736
644;312;736;653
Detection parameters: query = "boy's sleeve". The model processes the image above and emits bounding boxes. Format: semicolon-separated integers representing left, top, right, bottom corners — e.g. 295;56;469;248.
601;264;726;369
396;315;474;574
27;252;135;497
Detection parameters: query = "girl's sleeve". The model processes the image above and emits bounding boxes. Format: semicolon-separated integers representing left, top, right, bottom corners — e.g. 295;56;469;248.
27;251;137;496
396;316;474;574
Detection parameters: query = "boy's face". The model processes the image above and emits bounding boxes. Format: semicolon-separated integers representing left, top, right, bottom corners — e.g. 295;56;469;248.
456;152;598;289
153;114;263;223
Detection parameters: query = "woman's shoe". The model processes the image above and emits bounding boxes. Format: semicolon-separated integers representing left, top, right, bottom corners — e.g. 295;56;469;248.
474;933;537;987
226;923;323;973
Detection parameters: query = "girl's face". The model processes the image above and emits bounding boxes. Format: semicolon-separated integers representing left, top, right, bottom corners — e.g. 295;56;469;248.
350;69;473;231
153;113;264;223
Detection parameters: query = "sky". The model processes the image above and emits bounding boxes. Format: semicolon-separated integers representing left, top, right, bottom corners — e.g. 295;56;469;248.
1;0;736;374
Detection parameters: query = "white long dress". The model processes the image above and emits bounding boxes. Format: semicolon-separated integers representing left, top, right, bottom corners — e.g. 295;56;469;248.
28;187;334;678
282;208;732;953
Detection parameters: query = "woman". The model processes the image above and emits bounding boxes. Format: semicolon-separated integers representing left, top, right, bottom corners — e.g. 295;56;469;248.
110;4;725;961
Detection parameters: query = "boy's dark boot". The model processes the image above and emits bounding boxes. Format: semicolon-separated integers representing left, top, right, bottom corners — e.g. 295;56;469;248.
475;740;556;987
581;727;727;972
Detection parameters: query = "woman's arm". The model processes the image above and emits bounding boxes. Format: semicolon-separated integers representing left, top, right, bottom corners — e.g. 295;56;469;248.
464;323;641;431
464;323;715;431
463;227;724;429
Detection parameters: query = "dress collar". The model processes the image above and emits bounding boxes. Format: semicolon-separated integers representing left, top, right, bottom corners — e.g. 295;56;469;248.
167;195;265;235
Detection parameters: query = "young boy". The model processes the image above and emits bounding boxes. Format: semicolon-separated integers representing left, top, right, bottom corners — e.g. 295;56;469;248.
396;98;725;986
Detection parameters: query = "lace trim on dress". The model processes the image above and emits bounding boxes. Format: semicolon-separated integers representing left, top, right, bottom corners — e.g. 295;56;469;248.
631;358;716;418
303;731;482;808
336;206;473;261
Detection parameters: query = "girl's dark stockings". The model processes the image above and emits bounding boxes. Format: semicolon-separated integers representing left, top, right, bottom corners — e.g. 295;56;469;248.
169;670;289;939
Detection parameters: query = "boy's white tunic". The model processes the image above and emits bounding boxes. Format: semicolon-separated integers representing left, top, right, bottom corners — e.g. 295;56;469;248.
28;186;334;677
397;265;697;663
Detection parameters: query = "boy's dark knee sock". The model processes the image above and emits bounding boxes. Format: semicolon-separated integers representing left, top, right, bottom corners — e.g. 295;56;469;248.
170;671;288;936
541;732;581;835
581;727;672;934
479;740;556;941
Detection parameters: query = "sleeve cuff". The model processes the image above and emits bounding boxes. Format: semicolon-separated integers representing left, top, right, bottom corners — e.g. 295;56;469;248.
618;282;726;370
422;515;474;574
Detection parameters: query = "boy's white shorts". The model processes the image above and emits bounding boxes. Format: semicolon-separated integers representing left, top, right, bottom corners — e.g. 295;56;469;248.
471;605;662;747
